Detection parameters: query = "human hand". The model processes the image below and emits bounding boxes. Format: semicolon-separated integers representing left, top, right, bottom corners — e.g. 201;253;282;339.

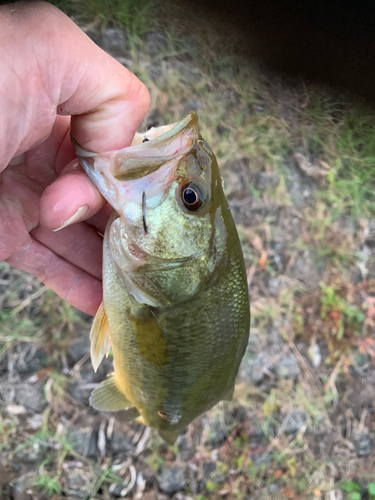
0;1;150;315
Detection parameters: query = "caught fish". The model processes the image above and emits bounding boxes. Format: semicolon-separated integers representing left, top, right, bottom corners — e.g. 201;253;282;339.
72;112;250;444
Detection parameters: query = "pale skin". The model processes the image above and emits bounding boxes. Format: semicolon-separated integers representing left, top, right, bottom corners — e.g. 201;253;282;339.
0;1;150;315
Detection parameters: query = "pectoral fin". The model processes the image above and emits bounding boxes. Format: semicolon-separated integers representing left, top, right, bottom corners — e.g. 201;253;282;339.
90;374;135;412
158;429;181;445
90;301;111;372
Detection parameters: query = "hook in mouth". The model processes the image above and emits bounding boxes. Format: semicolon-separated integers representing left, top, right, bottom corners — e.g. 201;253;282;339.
142;191;148;234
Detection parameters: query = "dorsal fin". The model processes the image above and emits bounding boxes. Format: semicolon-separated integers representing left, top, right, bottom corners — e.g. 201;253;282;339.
90;301;111;372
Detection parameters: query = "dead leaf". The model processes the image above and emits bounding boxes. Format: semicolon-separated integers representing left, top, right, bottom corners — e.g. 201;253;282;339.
294;152;329;179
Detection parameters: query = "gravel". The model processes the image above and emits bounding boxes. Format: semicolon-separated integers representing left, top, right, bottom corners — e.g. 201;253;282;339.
157;465;186;495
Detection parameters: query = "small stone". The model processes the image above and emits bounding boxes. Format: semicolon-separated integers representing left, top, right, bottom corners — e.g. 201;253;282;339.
268;277;288;297
352;352;370;372
12;342;47;375
269;484;279;493
288;250;322;289
15;441;46;463
99;28;127;55
27;414;44;430
202;461;224;483
15;384;47;413
350;267;363;285
173;494;193;500
308;342;322;367
274;354;300;379
356;434;373;457
64;466;95;498
67;339;90;364
110;431;134;456
67;381;91;406
144;31;168;57
176;432;195;462
69;427;98;459
257;172;279;190
9;473;36;500
252;449;271;466
364;219;375;246
109;480;136;498
67;365;97;405
238;351;268;384
232;405;249;423
149;61;163;81
157;465;186;495
283;410;306;434
204;418;228;449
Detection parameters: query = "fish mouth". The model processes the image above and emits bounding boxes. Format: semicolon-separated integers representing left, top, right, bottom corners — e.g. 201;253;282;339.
72;112;203;214
72;111;201;182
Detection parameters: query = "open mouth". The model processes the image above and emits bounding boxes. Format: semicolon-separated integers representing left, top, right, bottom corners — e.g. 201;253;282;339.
72;111;203;211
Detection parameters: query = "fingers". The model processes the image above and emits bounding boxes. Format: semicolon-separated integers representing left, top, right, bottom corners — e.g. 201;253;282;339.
6;236;102;316
85;204;113;235
39;163;107;231
0;1;150;170
22;115;73;187
31;223;103;279
69;71;150;153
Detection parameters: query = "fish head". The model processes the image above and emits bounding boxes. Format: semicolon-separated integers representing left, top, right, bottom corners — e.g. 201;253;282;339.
73;112;229;307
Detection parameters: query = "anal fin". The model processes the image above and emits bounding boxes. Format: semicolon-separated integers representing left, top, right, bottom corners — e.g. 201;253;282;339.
90;301;111;372
119;407;141;422
90;374;135;412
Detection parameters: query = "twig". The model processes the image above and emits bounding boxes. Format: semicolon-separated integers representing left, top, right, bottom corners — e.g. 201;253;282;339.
10;286;47;315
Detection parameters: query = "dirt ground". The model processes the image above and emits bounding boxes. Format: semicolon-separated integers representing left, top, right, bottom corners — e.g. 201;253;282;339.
2;1;375;499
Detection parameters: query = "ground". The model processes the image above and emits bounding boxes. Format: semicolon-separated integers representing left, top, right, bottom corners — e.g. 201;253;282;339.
2;1;375;499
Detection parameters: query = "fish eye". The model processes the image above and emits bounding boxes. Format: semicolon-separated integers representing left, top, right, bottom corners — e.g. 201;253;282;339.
181;182;204;211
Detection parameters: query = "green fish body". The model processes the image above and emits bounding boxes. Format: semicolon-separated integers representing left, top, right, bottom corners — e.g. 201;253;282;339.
73;112;250;444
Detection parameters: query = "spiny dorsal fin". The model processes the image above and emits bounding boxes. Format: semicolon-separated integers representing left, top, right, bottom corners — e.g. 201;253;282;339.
90;374;135;412
90;301;111;372
158;429;181;445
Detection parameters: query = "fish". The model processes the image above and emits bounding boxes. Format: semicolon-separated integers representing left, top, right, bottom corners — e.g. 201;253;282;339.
72;111;250;444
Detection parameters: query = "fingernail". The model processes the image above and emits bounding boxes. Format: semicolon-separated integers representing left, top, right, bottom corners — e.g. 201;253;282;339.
52;205;89;232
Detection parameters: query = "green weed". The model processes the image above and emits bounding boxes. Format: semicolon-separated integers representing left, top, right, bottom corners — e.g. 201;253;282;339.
320;282;365;340
302;91;375;217
341;480;375;500
33;474;63;496
51;0;156;53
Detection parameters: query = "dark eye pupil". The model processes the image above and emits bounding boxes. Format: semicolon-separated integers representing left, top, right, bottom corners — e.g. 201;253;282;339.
183;188;197;205
180;182;204;211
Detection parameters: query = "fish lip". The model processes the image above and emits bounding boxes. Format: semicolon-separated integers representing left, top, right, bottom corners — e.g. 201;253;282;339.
71;111;199;159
